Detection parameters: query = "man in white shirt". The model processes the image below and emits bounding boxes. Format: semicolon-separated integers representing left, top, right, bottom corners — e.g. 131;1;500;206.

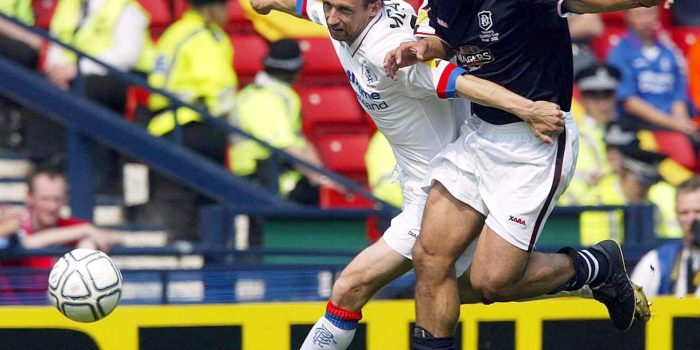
632;176;700;298
251;0;564;348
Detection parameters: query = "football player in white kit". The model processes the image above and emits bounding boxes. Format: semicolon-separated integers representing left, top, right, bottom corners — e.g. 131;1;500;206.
251;0;565;348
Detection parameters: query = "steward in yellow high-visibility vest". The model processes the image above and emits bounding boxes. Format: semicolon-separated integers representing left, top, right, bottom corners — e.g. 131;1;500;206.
0;0;41;68
147;0;236;243
365;131;402;209
229;39;327;204
45;0;154;112
147;0;237;139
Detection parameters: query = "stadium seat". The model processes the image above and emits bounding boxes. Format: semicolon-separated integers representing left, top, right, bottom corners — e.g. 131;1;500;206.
651;130;698;172
600;11;625;28
319;186;373;209
125;86;150;124
225;0;254;33
32;0;57;30
297;38;346;85
670;26;700;56
230;34;268;87
314;133;371;181
137;0;172;39
590;25;628;61
297;86;367;137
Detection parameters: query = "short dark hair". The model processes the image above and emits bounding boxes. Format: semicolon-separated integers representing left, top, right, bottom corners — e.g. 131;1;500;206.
28;168;66;194
677;176;700;197
363;0;381;7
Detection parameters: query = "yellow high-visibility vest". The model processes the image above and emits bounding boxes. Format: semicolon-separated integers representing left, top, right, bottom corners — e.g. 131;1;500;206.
147;10;237;136
0;0;34;25
50;0;154;72
366;132;402;208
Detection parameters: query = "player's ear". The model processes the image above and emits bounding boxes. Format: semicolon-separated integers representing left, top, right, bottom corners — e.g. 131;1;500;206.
367;0;381;16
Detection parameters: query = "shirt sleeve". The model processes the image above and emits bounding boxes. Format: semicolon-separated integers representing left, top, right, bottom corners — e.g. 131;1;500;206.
527;0;572;17
80;4;148;75
607;44;637;101
672;52;689;103
404;59;467;99
296;0;326;26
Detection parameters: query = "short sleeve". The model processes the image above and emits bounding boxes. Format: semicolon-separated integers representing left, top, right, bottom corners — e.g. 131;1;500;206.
296;0;326;25
527;0;572;17
411;59;467;99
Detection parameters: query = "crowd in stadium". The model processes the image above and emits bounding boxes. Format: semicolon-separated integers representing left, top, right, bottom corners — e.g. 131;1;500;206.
0;0;699;306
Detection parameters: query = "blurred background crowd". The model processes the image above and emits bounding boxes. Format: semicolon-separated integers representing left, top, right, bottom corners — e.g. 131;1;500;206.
0;0;699;302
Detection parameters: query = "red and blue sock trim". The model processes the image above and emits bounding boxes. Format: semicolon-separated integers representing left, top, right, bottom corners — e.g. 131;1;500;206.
436;64;466;99
324;301;362;330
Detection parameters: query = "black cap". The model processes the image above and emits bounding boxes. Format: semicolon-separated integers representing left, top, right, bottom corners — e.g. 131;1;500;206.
605;121;665;186
264;39;304;72
575;64;621;93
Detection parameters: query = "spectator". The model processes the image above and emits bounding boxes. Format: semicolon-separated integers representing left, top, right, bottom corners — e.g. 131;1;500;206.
568;14;604;75
631;176;700;298
0;169;123;269
600;123;681;240
229;39;327;205
147;0;236;242
559;64;620;207
608;7;695;136
45;0;154;113
365;131;402;234
0;0;42;69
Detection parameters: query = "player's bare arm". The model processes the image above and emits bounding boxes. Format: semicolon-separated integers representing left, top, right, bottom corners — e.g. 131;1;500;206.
455;75;564;145
383;36;447;80
562;0;670;13
250;0;297;15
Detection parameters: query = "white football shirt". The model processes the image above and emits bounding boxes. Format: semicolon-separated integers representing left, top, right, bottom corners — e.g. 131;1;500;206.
297;0;470;206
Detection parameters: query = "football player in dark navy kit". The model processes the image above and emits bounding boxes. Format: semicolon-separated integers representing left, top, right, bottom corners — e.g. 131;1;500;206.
385;0;669;348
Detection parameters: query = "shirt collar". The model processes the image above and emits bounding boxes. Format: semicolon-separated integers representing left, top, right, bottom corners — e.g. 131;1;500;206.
347;10;384;56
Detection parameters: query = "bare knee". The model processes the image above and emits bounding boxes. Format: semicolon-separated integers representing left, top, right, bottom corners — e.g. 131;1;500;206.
330;271;373;310
470;270;516;302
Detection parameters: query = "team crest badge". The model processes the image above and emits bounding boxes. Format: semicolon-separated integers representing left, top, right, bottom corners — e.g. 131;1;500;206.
362;63;378;85
478;11;493;31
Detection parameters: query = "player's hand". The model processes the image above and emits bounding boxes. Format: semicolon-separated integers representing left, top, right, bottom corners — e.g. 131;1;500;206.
637;0;672;8
0;207;21;237
250;0;273;15
524;101;565;145
383;40;430;80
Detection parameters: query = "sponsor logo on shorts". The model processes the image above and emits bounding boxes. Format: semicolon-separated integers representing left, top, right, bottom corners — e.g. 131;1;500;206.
508;215;526;226
407;230;418;238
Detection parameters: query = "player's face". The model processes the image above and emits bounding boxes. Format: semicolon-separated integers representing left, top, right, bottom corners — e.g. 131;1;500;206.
625;7;658;39
27;175;67;228
676;189;700;244
322;0;381;43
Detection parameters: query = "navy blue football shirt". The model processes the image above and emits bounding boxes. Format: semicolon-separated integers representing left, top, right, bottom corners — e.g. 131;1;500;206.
422;0;573;124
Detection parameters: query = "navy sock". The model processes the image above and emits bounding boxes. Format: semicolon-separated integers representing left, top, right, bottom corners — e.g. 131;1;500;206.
557;247;610;291
413;326;456;350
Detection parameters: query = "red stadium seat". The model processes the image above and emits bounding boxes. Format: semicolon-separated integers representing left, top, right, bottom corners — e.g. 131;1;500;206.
231;34;268;86
297;38;346;85
652;130;698;172
32;0;58;30
125;86;150;123
319;186;373;209
314;133;371;180
137;0;172;39
224;0;254;33
590;25;628;61
297;86;367;137
600;12;625;27
174;0;187;19
670;26;700;56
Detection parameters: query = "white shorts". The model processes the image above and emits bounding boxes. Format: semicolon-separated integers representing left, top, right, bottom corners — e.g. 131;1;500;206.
424;113;578;252
382;196;478;276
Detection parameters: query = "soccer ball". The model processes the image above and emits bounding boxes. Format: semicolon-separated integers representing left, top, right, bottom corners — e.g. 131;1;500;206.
48;248;123;322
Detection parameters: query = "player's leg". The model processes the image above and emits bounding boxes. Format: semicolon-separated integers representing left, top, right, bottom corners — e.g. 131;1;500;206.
412;181;485;340
300;238;412;350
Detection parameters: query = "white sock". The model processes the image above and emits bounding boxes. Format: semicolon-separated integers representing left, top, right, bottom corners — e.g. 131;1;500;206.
300;316;356;350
